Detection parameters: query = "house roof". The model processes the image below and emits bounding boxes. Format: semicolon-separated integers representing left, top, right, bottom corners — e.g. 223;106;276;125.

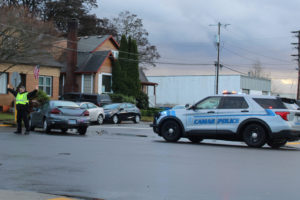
4;50;64;68
139;68;158;85
76;51;112;73
78;35;119;52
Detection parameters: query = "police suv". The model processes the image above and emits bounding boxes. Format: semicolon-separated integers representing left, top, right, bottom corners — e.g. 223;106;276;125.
151;93;300;148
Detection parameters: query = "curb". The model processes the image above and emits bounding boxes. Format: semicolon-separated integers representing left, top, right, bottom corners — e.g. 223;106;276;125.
0;190;79;200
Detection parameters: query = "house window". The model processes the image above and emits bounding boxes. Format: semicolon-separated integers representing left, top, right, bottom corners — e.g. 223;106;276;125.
102;74;112;93
39;76;52;96
0;73;7;94
242;89;250;94
82;74;93;94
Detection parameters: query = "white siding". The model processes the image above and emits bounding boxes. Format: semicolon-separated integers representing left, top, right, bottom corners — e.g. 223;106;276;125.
147;75;242;105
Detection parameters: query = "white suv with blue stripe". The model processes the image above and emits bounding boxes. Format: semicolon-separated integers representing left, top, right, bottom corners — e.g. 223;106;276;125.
151;94;300;148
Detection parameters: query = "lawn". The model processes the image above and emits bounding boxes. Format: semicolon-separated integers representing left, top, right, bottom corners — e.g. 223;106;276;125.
0;112;14;121
141;115;153;122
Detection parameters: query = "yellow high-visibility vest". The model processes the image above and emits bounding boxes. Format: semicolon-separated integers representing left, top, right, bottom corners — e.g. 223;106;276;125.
16;92;29;105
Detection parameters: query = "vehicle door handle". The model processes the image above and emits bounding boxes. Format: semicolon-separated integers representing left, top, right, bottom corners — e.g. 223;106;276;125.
207;111;215;113
241;110;249;112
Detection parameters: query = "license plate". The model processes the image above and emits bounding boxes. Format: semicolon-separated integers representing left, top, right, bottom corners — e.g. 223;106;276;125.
68;119;77;125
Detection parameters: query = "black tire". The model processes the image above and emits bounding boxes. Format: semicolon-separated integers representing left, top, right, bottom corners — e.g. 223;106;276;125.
133;115;140;124
97;114;104;125
243;124;267;148
61;128;68;133
188;137;203;143
78;126;87;135
161;120;182;142
267;139;287;149
112;115;120;124
43;119;51;133
28;118;35;131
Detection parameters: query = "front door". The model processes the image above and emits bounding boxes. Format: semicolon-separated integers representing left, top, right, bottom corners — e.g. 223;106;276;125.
186;96;221;134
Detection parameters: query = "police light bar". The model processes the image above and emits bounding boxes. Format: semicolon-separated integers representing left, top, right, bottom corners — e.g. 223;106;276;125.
222;90;237;94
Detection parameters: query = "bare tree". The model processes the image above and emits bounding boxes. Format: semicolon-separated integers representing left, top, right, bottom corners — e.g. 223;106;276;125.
248;60;270;79
0;6;59;74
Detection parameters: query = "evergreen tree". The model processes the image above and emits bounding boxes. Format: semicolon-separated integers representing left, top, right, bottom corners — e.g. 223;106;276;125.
111;59;123;93
127;39;140;97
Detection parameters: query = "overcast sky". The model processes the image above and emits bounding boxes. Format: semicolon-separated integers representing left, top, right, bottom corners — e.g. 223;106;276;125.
94;0;300;95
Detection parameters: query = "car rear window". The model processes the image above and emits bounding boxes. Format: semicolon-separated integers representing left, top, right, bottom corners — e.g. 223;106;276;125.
51;101;79;108
253;98;286;109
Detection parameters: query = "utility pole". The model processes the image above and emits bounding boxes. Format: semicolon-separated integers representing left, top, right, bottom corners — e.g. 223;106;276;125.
210;22;230;94
291;31;300;99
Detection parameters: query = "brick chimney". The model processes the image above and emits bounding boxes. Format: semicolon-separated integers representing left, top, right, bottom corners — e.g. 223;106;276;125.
64;18;78;93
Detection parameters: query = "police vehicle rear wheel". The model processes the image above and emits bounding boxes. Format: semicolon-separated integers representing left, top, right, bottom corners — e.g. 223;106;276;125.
188;137;203;143
267;139;287;149
161;120;181;142
243;124;266;148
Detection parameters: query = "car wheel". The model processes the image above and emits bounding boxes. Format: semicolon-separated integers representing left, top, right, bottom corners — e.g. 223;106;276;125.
61;128;68;133
97;114;104;125
133;115;140;123
29;118;35;131
188;137;203;143
78;126;87;135
161;120;181;142
112;115;119;124
267;139;287;149
43;119;51;133
243;124;266;148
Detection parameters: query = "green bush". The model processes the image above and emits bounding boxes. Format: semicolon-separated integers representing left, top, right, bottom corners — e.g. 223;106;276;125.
109;93;136;104
136;91;149;109
141;108;164;117
33;90;50;105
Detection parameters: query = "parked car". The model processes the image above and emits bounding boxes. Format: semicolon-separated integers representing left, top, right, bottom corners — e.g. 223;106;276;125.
60;92;112;107
29;100;90;135
280;97;300;110
77;102;105;125
103;103;141;124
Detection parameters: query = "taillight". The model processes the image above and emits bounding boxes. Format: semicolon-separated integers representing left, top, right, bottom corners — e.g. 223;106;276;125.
275;112;290;121
82;110;89;116
50;108;61;114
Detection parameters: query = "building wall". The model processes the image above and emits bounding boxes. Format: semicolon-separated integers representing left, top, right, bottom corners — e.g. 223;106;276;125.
0;64;60;107
147;75;271;106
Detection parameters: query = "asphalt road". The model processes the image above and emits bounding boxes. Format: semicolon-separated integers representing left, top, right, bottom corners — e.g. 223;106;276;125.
1;122;300;200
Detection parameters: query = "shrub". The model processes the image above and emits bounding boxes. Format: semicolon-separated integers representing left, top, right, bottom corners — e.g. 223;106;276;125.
141;108;164;117
109;93;136;104
33;90;50;105
136;91;149;109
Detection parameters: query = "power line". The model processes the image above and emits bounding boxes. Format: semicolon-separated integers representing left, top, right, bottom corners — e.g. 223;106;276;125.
224;42;293;63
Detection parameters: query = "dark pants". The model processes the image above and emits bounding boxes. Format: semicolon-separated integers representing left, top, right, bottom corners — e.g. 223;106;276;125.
17;106;29;132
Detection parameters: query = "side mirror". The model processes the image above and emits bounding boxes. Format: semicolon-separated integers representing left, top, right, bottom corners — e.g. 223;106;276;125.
185;104;190;109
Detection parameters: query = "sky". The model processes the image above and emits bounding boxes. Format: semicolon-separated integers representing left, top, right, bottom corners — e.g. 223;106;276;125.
93;0;300;96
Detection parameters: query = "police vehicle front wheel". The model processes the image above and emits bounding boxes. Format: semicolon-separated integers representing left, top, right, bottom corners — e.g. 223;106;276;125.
267;139;287;149
188;137;203;143
161;120;181;142
243;124;266;148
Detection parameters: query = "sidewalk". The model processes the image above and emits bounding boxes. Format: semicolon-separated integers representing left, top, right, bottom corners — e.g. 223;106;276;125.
0;189;79;200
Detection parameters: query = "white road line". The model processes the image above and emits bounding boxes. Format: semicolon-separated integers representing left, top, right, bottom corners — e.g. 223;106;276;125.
96;126;152;130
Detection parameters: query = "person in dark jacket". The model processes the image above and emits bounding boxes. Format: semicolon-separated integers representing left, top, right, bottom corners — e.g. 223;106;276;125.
7;84;38;135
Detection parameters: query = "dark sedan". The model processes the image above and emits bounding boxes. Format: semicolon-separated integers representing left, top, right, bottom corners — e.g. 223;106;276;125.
103;103;141;124
29;100;90;135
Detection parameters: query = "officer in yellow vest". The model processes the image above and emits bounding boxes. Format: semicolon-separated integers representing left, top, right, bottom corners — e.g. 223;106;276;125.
7;84;38;134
